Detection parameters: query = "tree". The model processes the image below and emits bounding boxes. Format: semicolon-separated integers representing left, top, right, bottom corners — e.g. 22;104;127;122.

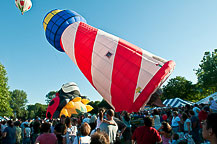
88;100;101;114
98;99;113;110
10;89;28;118
161;76;200;102
0;63;13;116
45;91;57;105
27;103;47;119
195;49;217;93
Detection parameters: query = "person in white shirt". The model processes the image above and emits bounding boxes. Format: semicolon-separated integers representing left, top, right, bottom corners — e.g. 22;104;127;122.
171;111;181;133
73;122;91;144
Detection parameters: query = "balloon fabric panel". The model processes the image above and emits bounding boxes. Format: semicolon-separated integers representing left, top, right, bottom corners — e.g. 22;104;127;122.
111;38;142;112
74;22;98;87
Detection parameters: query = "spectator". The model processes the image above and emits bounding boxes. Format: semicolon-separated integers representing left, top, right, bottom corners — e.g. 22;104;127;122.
60;115;66;125
1;121;7;134
193;104;201;117
35;122;57;144
158;121;172;144
182;113;192;134
99;109;118;144
14;121;22;144
153;109;161;130
89;115;97;131
202;113;217;144
82;113;90;124
132;116;162;144
73;122;91;144
209;97;217;113
32;121;41;144
121;111;132;144
55;123;67;144
2;120;16;144
65;117;75;144
23;123;31;144
171;111;181;133
90;131;110;144
189;110;201;144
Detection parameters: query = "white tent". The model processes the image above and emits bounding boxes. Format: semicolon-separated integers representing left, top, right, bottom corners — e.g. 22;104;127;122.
196;92;217;104
163;98;193;107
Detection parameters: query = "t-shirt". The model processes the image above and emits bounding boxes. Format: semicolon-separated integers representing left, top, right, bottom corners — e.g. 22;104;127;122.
184;118;192;132
172;116;180;127
24;127;31;138
191;116;200;131
73;136;91;144
36;133;57;144
2;126;16;144
132;126;161;144
99;120;118;144
15;126;22;143
154;115;161;130
66;126;77;144
96;117;102;129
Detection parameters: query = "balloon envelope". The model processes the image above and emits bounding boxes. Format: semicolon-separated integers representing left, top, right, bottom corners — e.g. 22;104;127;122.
43;10;175;113
15;0;32;15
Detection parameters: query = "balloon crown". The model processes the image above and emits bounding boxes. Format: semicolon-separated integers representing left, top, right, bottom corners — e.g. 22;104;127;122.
43;9;86;52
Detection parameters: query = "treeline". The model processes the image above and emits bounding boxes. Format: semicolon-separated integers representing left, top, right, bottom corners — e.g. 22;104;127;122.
0;49;216;119
161;49;217;102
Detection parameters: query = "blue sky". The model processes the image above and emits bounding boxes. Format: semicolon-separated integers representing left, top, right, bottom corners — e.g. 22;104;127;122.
0;0;216;105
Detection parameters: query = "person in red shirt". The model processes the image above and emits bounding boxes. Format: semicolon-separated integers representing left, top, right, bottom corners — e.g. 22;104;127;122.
132;116;162;144
35;122;57;144
198;106;208;128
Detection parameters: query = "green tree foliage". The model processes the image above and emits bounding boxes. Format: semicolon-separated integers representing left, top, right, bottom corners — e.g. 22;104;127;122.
10;89;28;118
162;76;200;102
88;101;100;114
0;63;13;116
27;103;47;119
98;99;113;110
195;49;217;93
45;91;57;105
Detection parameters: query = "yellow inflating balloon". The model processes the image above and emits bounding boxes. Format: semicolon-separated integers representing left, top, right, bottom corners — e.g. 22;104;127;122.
81;99;90;105
59;97;93;117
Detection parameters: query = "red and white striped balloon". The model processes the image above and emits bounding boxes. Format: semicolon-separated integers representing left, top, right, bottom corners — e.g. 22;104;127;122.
60;22;175;112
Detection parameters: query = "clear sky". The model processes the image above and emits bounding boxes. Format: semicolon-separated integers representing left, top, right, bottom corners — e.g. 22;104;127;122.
0;0;216;105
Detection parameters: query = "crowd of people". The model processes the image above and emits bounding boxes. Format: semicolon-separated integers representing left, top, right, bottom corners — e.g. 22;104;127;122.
0;97;217;144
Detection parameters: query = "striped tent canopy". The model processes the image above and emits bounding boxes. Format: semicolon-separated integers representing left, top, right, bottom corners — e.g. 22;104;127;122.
163;98;193;107
196;92;217;104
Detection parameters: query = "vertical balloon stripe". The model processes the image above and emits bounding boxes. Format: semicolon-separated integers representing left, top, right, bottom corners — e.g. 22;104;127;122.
61;22;80;65
133;50;161;102
74;22;98;86
131;60;175;112
111;39;142;112
91;29;119;107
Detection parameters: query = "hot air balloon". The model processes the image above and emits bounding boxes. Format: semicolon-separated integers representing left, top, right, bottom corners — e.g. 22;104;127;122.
15;0;32;15
43;9;175;113
46;82;93;119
